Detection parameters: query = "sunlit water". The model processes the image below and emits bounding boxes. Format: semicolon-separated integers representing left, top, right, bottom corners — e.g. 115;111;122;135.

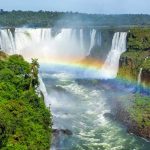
1;28;149;149
40;67;150;150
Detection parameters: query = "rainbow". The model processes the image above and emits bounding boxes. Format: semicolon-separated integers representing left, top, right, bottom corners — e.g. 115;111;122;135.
23;52;150;94
38;57;150;95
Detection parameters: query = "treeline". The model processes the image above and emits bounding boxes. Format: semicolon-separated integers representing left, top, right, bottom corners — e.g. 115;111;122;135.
128;28;150;51
0;10;150;27
0;52;52;149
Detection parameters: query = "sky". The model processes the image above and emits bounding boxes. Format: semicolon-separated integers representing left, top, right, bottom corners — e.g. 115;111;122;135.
0;0;150;14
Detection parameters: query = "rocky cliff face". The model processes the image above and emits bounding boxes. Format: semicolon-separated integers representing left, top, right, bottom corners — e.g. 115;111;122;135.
114;100;150;140
118;28;150;86
142;70;150;86
0;51;8;60
116;28;150;141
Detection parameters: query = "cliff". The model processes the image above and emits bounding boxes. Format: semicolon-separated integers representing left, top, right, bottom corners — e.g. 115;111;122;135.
114;95;150;140
116;28;150;140
0;52;52;149
118;28;150;86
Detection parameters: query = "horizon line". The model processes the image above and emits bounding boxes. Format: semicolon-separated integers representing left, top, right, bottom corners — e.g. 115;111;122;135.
0;9;150;16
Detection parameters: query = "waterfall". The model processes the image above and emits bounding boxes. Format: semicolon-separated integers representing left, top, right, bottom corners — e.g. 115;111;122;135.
80;29;84;50
88;29;96;56
138;68;143;85
0;28;127;79
97;32;102;47
0;29;16;54
0;28;87;62
38;74;50;107
0;28;52;54
41;28;52;41
15;28;52;53
100;32;127;79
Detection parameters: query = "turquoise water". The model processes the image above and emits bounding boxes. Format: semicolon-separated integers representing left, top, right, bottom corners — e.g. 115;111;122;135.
41;71;150;150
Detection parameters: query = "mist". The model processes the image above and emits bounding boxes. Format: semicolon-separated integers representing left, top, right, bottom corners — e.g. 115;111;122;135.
14;28;87;63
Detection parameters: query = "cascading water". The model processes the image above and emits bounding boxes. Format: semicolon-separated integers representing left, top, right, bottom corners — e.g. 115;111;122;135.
0;29;128;79
0;28;88;62
38;74;50;106
96;31;102;47
87;29;96;56
0;29;16;54
100;32;127;79
0;28;149;150
42;72;149;150
80;29;84;51
41;28;52;41
15;28;52;54
138;68;143;85
0;28;100;60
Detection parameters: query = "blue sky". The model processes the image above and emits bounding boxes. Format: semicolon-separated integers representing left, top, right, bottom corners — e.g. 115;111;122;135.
0;0;150;14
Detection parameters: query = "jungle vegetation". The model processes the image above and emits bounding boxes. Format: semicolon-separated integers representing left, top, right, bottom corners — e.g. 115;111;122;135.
0;10;150;27
0;51;52;150
118;28;150;136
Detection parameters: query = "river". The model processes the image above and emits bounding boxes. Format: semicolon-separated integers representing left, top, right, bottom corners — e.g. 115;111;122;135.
39;68;150;150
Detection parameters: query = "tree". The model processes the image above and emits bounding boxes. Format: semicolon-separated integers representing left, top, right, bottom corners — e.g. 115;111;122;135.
29;58;39;89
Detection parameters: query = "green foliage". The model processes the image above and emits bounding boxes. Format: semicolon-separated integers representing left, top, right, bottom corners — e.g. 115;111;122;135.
29;58;39;89
142;58;150;71
128;28;150;51
118;28;150;131
129;95;150;127
118;50;150;80
6;55;30;75
0;54;52;149
1;11;150;27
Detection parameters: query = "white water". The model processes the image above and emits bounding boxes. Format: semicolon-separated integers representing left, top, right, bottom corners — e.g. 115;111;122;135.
138;68;143;85
0;28;149;149
97;32;102;47
0;28;89;62
0;28;127;80
8;28;96;61
0;29;16;54
80;29;84;51
38;74;51;107
99;32;127;79
88;29;96;55
15;28;52;54
41;72;149;150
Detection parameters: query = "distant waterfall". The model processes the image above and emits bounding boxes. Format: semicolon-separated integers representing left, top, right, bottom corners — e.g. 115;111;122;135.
0;28;88;62
100;32;127;79
88;29;96;56
96;32;102;47
15;28;52;53
138;68;143;85
0;28;52;54
80;29;84;50
41;28;52;41
0;29;16;54
0;28;128;80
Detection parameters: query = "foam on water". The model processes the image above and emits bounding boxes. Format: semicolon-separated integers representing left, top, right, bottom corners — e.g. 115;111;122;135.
40;72;150;150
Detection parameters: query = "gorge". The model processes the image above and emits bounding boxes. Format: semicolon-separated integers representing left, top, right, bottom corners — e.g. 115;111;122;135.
0;27;150;150
0;28;127;79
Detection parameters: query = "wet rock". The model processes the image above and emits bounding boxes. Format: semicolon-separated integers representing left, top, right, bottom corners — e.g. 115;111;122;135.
52;129;60;135
52;85;66;92
0;51;8;60
142;69;150;87
62;129;73;135
114;101;150;141
103;112;115;120
52;129;73;136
